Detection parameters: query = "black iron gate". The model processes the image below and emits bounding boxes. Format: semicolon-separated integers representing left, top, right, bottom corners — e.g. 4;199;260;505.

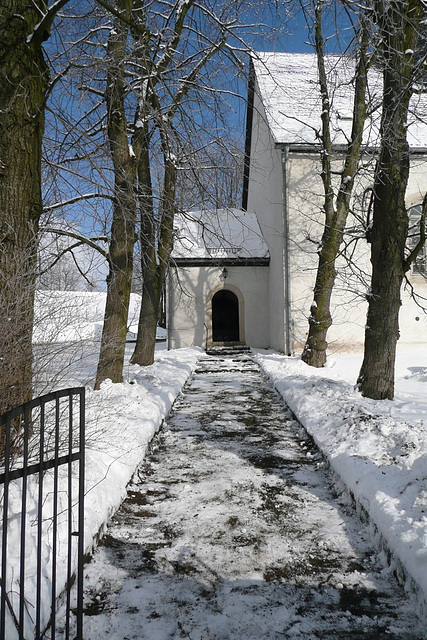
0;388;85;640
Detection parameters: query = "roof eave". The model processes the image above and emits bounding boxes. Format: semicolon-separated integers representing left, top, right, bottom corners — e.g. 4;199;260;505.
275;142;427;155
172;257;270;267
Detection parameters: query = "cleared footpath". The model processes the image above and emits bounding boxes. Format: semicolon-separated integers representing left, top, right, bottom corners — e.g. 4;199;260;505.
79;351;425;640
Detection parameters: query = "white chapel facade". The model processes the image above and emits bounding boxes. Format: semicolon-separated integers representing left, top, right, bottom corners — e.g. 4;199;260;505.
166;52;427;354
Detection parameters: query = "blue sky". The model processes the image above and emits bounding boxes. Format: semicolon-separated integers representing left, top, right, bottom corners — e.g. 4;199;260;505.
42;2;354;248
249;7;314;53
243;3;354;55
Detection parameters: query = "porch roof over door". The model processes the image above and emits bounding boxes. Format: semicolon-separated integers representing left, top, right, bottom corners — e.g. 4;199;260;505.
172;208;270;264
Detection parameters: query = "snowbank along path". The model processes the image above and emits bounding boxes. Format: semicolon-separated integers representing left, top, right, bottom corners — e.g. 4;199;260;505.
79;351;425;639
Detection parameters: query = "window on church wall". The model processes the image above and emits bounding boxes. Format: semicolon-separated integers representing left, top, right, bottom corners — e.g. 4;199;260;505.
408;203;427;275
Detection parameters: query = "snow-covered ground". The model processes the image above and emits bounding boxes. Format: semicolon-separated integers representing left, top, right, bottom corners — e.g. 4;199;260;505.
83;347;200;550
3;341;427;636
79;351;425;639
255;345;427;618
1;345;200;639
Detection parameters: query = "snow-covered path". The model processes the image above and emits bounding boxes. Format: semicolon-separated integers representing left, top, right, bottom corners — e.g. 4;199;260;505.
80;352;424;639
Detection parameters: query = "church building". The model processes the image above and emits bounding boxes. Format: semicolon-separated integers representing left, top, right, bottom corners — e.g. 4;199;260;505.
166;52;427;354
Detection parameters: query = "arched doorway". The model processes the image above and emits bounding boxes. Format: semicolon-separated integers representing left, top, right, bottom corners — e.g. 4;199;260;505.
212;289;240;343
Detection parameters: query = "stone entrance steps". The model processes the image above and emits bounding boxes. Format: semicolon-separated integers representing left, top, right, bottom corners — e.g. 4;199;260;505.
205;344;251;356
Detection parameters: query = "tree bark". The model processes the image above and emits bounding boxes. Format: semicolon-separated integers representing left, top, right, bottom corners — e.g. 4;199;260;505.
131;152;176;366
96;0;196;378
357;0;423;400
95;0;138;389
0;3;50;414
130;132;158;366
302;4;369;367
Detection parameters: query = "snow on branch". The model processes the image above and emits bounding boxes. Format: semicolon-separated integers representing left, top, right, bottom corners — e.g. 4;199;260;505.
27;0;71;47
42;193;112;212
94;0;151;41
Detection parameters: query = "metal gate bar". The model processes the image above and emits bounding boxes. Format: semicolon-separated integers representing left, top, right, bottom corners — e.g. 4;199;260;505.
0;387;85;640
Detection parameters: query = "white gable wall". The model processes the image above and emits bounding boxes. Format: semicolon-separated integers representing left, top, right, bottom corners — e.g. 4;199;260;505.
250;51;427;354
286;152;370;352
246;82;287;352
246;83;369;354
246;116;427;352
173;209;269;260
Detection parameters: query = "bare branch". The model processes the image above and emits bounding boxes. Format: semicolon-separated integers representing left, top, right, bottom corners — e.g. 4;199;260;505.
28;0;72;48
43;193;112;212
41;227;110;263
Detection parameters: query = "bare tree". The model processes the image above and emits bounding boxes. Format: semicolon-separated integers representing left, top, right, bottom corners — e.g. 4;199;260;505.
176;139;245;212
93;0;207;384
94;0;245;370
94;0;141;388
0;0;72;416
300;0;373;367
357;0;426;399
133;2;263;365
36;0;252;387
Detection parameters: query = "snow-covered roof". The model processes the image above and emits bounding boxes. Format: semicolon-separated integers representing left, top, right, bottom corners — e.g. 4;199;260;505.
253;52;427;149
173;208;269;260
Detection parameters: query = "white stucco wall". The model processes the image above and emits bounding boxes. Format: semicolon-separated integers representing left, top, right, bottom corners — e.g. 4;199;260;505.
286;152;370;352
400;155;427;344
247;88;370;354
167;264;270;349
246;85;286;352
285;151;427;351
247;100;427;354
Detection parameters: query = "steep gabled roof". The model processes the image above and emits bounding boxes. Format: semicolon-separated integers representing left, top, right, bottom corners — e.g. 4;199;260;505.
172;208;269;263
252;52;427;149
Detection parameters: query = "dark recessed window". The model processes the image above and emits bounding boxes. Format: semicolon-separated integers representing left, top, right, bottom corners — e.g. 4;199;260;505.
408;204;426;275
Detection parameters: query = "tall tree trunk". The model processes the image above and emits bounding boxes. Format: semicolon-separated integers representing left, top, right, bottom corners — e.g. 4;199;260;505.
95;192;136;388
127;0;222;365
95;0;137;389
0;4;50;414
131;236;163;366
131;156;176;366
357;0;423;400
302;5;369;367
130;135;158;366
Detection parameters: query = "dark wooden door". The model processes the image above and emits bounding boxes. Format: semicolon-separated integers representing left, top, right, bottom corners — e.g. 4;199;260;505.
212;290;239;342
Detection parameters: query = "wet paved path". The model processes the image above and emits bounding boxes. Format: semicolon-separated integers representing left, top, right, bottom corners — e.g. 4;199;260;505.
80;352;425;639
